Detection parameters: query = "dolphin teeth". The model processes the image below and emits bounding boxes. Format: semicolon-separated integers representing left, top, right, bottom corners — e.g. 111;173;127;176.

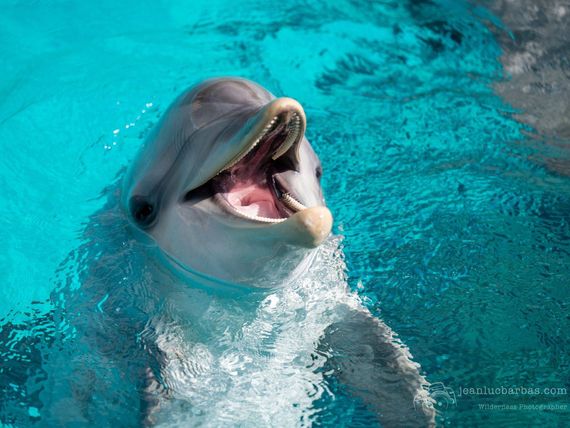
220;110;302;173
214;193;287;223
232;211;286;224
272;114;301;160
280;192;307;212
221;138;261;172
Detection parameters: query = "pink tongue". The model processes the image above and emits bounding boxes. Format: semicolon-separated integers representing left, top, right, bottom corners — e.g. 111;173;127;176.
225;180;281;218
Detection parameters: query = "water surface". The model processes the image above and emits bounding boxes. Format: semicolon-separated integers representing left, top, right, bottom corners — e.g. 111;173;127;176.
1;0;569;426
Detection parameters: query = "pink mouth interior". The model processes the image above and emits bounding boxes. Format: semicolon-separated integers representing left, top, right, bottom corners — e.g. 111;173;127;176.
217;125;286;219
225;180;281;218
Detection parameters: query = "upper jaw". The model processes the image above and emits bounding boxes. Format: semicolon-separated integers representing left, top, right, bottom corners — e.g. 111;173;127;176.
219;97;307;173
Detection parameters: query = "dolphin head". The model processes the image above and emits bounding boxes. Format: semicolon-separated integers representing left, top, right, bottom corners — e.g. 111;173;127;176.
122;78;332;286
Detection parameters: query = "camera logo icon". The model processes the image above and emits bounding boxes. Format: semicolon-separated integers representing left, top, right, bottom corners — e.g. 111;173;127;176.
414;382;457;411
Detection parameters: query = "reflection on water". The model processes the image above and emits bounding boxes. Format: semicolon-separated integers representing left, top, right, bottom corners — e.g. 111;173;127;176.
0;0;569;426
489;0;570;178
490;0;570;139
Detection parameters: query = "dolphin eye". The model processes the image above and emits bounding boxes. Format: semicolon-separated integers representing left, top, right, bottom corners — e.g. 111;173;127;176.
129;196;156;227
315;166;323;180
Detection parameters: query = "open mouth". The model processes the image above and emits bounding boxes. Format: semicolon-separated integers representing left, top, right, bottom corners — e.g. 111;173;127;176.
210;103;309;223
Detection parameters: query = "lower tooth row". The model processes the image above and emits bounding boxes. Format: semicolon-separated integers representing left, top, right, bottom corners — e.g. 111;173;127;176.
280;192;307;212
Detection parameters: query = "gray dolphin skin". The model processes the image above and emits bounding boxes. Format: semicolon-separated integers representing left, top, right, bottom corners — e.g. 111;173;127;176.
123;77;332;287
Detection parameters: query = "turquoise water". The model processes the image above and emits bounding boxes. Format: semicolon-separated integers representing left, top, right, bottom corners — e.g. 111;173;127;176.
1;0;569;426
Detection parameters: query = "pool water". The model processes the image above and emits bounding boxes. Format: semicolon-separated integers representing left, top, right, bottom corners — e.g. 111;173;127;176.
1;0;569;426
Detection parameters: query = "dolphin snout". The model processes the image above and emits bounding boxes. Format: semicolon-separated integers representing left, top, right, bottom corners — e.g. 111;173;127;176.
272;206;333;248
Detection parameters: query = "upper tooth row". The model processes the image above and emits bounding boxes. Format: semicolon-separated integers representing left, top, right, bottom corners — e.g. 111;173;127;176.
256;115;280;142
220;116;280;172
220;113;300;172
254;112;299;144
271;113;301;160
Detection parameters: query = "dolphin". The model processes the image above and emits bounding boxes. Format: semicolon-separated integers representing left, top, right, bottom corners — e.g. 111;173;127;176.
120;77;435;426
123;77;332;287
0;78;435;427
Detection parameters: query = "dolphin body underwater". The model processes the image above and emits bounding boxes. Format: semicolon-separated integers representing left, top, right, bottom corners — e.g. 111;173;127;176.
0;78;435;427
